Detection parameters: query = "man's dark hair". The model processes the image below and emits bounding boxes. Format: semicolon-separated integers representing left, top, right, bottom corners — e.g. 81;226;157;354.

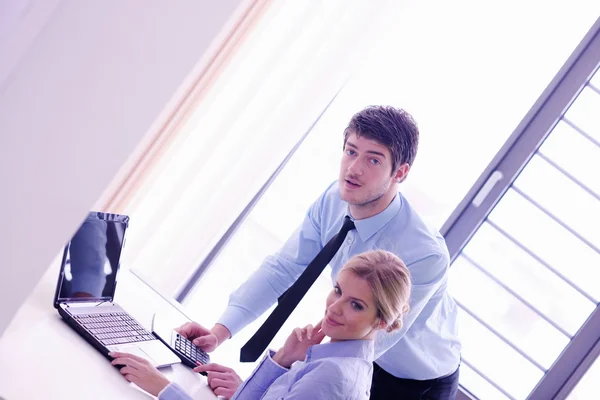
344;105;419;174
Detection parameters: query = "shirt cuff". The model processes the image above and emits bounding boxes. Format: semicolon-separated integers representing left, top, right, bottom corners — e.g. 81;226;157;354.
264;349;290;374
248;349;289;387
158;383;193;400
234;350;288;397
217;305;252;337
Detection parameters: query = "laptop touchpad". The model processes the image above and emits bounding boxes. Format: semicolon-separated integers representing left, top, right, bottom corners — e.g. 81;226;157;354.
111;344;157;367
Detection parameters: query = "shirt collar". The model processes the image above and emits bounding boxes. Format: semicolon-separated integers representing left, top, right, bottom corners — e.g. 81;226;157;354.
348;193;402;242
306;339;374;363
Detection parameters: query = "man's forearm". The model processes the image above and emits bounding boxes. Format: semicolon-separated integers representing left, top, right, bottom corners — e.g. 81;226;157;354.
211;323;232;346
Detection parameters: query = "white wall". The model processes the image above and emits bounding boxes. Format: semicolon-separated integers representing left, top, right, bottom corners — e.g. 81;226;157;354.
0;0;62;88
0;0;244;337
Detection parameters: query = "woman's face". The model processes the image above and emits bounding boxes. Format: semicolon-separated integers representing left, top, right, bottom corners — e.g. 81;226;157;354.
322;270;382;341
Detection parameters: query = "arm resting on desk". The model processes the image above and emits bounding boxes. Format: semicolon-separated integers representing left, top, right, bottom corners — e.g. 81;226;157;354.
159;383;194;400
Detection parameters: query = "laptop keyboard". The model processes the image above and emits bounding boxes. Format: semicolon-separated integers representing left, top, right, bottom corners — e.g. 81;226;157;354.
73;312;155;346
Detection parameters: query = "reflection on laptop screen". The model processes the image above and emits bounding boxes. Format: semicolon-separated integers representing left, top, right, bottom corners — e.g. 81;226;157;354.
56;212;129;303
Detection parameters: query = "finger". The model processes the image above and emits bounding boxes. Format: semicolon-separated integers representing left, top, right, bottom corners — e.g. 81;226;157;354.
111;357;130;366
192;336;212;348
195;363;231;373
206;371;227;386
209;377;235;390
196;364;233;372
207;371;230;383
294;327;303;341
111;356;143;370
109;352;147;364
213;387;235;398
306;324;314;340
124;352;148;364
195;363;231;375
176;322;193;338
124;373;137;383
119;366;138;377
312;327;326;343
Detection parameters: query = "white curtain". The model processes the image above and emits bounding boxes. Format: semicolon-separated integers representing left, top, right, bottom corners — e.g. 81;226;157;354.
110;0;397;296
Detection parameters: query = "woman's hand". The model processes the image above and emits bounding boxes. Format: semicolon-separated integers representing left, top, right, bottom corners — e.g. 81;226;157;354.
110;352;170;396
273;320;326;368
194;362;243;399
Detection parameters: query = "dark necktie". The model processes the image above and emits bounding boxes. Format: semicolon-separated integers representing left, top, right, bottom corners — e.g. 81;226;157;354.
240;216;356;362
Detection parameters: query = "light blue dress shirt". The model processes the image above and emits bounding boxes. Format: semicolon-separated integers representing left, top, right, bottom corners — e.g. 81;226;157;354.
232;340;374;400
158;340;374;400
159;382;193;400
218;180;461;380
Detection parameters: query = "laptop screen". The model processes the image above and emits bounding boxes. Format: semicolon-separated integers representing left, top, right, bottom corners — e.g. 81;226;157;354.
54;212;130;307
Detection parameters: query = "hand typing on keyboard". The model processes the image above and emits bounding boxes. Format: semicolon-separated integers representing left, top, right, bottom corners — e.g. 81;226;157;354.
109;351;171;397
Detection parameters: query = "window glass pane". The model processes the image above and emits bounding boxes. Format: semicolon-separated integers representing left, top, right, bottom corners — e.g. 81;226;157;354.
319;2;600;229
450;256;569;369
460;363;511;400
539;121;600;197
463;222;595;335
513;154;600;250
568;351;600;399
564;87;600;142
457;308;544;399
489;189;600;301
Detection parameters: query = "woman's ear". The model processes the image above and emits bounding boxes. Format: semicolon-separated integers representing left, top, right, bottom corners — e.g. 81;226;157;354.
376;319;388;331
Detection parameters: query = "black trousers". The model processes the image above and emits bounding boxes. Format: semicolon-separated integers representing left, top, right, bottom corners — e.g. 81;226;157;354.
370;363;460;400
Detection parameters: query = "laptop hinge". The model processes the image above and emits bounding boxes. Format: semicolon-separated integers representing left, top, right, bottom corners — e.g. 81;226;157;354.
62;301;113;308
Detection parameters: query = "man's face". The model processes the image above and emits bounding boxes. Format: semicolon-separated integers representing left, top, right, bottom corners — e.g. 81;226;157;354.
338;132;398;208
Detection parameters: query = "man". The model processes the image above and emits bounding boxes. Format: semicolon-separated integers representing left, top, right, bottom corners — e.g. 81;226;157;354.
179;106;461;399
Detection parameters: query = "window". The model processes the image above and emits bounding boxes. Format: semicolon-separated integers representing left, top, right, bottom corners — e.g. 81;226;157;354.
445;28;600;400
179;5;600;393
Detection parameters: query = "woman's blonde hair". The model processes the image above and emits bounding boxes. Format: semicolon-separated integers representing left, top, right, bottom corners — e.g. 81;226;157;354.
342;250;411;333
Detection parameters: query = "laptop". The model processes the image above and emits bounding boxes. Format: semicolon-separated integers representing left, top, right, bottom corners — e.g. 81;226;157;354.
53;211;180;368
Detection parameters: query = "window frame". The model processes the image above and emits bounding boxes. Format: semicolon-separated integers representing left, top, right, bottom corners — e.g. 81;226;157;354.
447;18;600;400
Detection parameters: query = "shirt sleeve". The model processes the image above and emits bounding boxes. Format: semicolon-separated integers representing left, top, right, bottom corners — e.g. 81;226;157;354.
279;361;352;400
232;350;289;400
158;383;194;400
217;186;331;336
373;250;450;358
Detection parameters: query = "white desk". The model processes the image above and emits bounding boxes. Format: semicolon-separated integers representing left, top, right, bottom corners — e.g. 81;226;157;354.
0;263;218;400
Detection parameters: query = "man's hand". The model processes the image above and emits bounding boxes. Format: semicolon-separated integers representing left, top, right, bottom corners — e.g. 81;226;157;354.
194;362;243;399
273;320;325;368
174;322;230;352
109;352;170;397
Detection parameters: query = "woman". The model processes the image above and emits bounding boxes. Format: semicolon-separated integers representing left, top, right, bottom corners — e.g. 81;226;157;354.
110;249;411;399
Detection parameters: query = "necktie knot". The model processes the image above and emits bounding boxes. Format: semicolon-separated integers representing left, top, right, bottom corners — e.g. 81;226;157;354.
341;215;355;235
